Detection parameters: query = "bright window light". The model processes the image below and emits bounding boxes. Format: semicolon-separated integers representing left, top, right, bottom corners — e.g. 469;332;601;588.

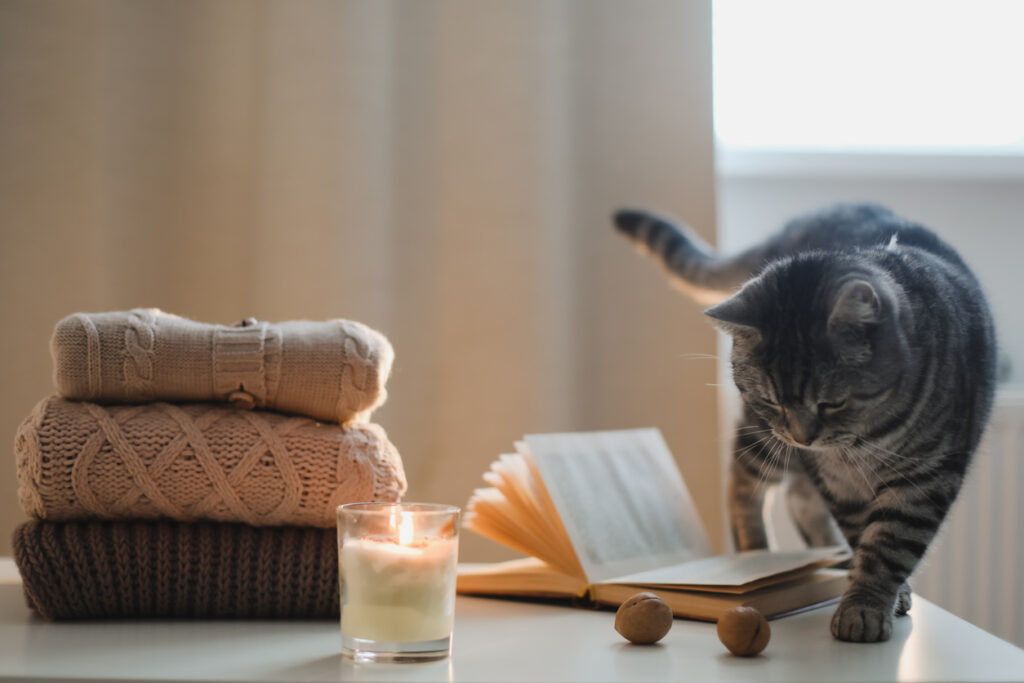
713;0;1024;151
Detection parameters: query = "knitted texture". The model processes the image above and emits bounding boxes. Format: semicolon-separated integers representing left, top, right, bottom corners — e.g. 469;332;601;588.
16;396;407;527
12;519;340;620
51;309;394;425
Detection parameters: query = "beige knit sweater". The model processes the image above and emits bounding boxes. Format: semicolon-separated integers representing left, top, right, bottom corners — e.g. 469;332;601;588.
16;396;407;527
51;309;394;425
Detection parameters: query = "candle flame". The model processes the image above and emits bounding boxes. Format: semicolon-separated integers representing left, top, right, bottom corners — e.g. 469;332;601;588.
398;511;414;546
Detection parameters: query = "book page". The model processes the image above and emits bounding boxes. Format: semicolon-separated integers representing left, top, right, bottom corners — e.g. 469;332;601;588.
523;429;711;583
605;546;850;591
465;453;584;577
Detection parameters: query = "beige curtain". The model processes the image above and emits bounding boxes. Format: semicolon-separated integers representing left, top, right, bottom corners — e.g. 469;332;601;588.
0;0;719;560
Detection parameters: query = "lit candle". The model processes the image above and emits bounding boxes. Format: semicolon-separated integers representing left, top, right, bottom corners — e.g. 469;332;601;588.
338;503;460;662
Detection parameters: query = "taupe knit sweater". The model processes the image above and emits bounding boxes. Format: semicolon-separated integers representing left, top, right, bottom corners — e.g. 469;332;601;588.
13;520;339;620
16;396;406;527
51;309;394;425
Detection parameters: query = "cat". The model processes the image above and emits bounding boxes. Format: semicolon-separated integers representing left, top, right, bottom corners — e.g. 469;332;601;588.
614;202;997;642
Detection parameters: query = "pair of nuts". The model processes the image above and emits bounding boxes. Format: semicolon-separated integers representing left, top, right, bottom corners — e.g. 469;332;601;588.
614;593;770;657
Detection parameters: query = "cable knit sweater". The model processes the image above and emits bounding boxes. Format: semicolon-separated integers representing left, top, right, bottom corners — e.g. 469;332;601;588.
16;396;406;527
51;309;394;425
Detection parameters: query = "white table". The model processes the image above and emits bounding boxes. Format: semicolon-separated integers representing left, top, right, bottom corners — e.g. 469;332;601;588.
1;558;1022;682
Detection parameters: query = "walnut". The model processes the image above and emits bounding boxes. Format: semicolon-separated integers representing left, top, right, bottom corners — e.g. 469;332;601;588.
717;606;771;656
614;592;673;644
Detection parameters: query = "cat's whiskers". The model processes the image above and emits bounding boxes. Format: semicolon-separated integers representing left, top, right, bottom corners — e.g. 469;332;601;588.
839;446;883;501
855;438;916;464
753;438;786;499
733;423;770;436
854;441;949;506
677;353;721;361
735;425;774;435
733;433;776;467
781;443;795;491
733;432;774;450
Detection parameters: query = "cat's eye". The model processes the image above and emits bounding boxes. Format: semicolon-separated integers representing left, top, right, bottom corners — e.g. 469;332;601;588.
817;400;847;415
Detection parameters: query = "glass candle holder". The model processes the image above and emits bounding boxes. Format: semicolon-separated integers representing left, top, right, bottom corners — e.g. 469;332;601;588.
337;502;461;663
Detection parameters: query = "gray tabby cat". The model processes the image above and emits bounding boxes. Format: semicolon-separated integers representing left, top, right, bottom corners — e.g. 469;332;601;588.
614;203;996;642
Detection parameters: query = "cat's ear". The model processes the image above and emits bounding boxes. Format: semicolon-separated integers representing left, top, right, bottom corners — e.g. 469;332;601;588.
828;280;881;330
828;279;880;364
705;293;761;342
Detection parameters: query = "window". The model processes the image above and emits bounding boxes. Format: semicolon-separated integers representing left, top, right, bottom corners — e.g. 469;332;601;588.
713;0;1024;152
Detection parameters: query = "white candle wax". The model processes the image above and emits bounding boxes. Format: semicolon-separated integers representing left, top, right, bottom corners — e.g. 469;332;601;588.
340;535;458;643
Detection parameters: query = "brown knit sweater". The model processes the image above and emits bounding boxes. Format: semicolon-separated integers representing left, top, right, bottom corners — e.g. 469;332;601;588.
13;520;340;620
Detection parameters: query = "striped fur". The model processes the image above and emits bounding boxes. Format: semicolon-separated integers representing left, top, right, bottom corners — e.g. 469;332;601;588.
615;203;997;642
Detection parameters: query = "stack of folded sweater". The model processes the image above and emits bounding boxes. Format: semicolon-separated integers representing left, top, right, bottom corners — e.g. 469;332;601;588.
12;309;406;620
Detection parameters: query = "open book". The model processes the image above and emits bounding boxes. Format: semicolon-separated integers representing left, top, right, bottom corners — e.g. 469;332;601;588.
457;429;849;621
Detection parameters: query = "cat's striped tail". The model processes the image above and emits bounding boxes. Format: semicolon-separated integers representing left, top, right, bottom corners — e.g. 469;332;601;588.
614;209;765;306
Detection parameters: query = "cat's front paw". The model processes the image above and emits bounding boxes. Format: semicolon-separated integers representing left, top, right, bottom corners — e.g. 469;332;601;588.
831;598;893;642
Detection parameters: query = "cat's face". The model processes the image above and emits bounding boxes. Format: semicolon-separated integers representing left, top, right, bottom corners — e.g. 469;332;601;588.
728;343;894;450
708;255;907;451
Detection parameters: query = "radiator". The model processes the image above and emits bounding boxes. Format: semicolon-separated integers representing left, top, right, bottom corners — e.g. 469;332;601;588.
912;390;1024;647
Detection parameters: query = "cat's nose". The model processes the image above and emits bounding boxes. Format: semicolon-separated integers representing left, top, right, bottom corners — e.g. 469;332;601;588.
783;406;818;446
